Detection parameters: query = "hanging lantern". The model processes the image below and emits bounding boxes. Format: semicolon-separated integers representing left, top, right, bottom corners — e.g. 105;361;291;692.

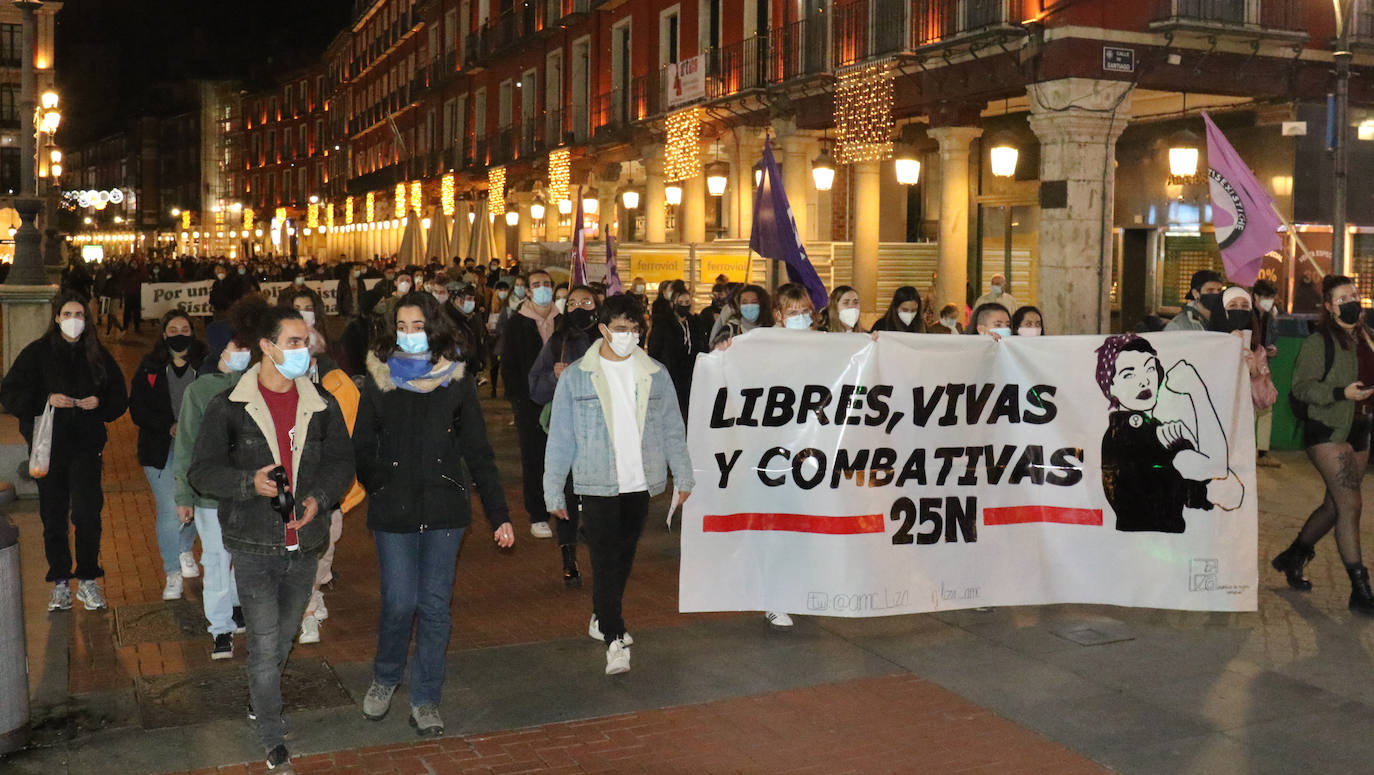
621;185;641;210
811;146;836;192
530;195;546;221
664;184;683;206
1168;129;1201;178
705;161;729;196
893;144;921;186
583;187;599;215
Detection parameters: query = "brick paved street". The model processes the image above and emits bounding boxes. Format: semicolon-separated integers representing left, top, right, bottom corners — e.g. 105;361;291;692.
4;327;1374;774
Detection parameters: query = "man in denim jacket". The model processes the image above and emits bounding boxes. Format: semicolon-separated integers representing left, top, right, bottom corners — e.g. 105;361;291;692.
544;294;693;676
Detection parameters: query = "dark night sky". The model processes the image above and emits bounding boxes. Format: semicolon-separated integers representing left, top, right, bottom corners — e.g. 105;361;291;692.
55;0;353;146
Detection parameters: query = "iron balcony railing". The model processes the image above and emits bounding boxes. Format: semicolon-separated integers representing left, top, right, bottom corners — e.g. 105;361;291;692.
912;0;1023;46
1153;0;1303;31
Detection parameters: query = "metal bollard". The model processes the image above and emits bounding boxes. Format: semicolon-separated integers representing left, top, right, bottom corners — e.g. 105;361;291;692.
0;511;28;756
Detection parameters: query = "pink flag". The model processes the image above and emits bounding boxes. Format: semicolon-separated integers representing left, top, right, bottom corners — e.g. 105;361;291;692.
571;186;587;285
1203;112;1281;286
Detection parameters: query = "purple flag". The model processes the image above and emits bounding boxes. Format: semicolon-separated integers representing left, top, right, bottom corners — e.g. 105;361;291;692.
571;186;587;286
750;138;828;309
605;234;623;295
1204;112;1281;286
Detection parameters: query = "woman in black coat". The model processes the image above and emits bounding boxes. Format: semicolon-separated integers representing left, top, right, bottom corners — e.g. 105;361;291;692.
0;292;127;612
647;284;704;420
352;291;513;735
129;309;208;601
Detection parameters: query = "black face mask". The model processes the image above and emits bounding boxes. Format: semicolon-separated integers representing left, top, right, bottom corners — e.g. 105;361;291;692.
1224;309;1252;332
1198;292;1225;319
675;304;691;317
165;334;194;353
1339;300;1363;325
567;308;597;331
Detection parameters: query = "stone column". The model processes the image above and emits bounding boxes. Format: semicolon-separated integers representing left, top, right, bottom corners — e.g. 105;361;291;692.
851;160;880;313
781;130;812;244
682;168;706;245
514;192;533;247
927;126;982;322
729;128;762;241
1028;78;1132;335
0;284;57;375
644;154;666;243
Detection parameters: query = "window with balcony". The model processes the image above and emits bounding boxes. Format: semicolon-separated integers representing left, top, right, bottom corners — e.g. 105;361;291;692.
0;84;16;127
610;20;632;127
1153;0;1301;32
286;86;295;118
660;7;680;66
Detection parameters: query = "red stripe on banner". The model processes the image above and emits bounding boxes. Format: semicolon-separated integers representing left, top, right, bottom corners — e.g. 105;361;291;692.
703;512;886;535
984;505;1103;526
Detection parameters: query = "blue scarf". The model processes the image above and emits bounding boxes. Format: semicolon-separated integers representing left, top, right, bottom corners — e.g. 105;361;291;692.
386;352;458;393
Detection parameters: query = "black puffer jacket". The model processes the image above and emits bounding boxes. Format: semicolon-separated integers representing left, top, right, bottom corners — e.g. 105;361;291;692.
129;351;204;468
354;353;510;533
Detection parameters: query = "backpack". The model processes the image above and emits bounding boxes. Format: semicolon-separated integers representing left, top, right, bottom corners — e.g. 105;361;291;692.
1288;333;1335;423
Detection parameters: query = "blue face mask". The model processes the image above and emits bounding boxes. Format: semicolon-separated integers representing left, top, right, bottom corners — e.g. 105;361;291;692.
396;330;430;354
784;313;812;330
740;303;760;323
272;343;311;380
460;300;476;315
532;285;554;306
225;349;251;373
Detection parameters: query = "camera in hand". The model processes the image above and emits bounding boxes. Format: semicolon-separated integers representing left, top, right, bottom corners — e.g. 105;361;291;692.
269;465;294;521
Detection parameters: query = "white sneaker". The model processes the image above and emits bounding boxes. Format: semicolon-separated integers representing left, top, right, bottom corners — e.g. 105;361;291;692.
48;582;72;611
529;521;553;539
766;611;794;629
179;551;200;579
588;614;633;645
299;615;321;644
605;638;631;675
310;589;328;620
162;573;184;601
76;580;108;611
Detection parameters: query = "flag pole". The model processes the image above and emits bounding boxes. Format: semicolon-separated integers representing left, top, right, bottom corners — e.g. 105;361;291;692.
1268;201;1326;279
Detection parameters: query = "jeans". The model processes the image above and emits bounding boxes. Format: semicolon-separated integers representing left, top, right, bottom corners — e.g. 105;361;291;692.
38;445;104;582
195;506;239;636
145;450;197;574
373;528;465;706
578;491;649;644
233;550;317;751
511;397;551;525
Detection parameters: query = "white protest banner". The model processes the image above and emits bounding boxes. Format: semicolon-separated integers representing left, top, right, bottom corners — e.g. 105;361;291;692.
142;279;350;318
680;330;1258;617
141;281;214;318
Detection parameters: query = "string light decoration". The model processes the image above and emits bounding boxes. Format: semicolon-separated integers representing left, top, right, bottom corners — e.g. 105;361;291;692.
410;181;422;215
365;192;375;222
395;182;406;216
663;107;701;182
345;196;354;224
548;148;570;205
489;166;506;215
441;174;455;216
181;211;190;230
325;203;334;229
306;203;319;228
242;208;253;231
834;60;895;165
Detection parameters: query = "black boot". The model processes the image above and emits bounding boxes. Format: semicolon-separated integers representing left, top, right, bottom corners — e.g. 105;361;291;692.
560;544;581;588
1348;565;1374;615
1271;540;1315;591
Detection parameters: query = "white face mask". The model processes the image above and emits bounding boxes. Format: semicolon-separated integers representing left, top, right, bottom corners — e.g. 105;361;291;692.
554;298;567;314
838;307;861;328
298;310;316;328
396;281;412;295
783;313;812;330
1018;326;1042;337
59;318;85;339
1258;297;1275;313
608;330;637;358
897;310;917;327
941;318;957;330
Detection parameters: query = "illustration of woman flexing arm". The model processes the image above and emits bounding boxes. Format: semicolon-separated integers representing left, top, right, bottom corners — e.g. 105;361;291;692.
1095;334;1244;533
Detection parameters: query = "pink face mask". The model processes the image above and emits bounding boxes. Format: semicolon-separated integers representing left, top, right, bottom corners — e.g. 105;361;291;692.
1018;326;1042;337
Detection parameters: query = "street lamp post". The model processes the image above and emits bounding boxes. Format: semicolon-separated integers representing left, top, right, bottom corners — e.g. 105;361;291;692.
1333;0;1354;275
7;0;44;285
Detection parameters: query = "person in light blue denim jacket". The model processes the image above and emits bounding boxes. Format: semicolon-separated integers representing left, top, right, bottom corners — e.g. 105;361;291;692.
543;294;693;676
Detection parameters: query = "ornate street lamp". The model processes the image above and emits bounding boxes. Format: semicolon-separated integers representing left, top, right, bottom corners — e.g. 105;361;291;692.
811;146;836;192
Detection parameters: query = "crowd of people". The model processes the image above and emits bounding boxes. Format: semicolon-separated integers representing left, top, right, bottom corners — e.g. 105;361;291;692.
3;251;1367;773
